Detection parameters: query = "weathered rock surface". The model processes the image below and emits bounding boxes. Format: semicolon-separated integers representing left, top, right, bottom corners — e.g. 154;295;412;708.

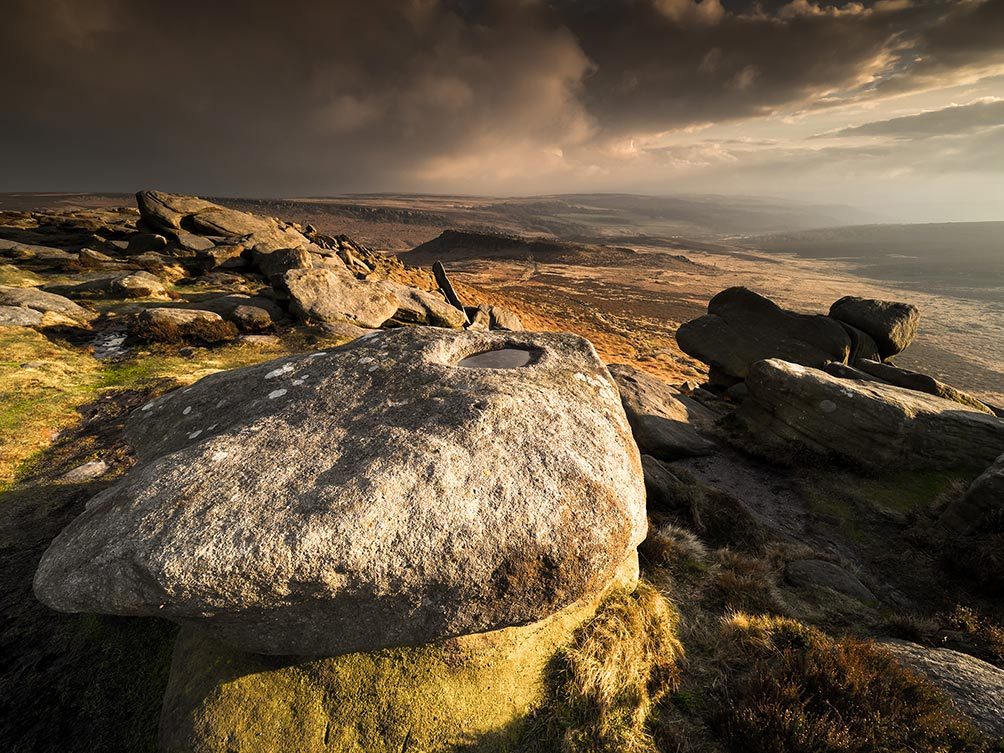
676;287;851;379
34;328;646;656
45;271;168;300
829;296;919;359
785;559;877;605
132;308;237;344
856;359;993;414
608;363;715;460
0;305;45;327
738;359;1004;470
880;640;1004;737
489;306;524;331
126;232;168;254
837;321;882;364
378;281;467;329
940;454;1004;535
284;267;399;329
136;190;309;254
0;285;95;323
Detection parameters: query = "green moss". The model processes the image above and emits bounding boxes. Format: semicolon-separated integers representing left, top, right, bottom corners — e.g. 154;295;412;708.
0;264;44;286
158;590;613;753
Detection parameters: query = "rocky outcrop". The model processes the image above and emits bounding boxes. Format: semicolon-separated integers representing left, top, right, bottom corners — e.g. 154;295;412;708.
738;359;1004;470
608;363;715;460
34;328;646;656
0;285;95;324
940;454;1004;535
676;287;851;380
132;308;237;344
45;271;169;300
136;190;310;254
284;267;400;329
855;359;993;415
829;296;919;359
880;640;1004;737
377;281;468;329
0;305;45;326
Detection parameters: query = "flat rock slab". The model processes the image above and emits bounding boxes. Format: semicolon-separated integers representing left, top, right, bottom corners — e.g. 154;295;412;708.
739;359;1004;470
0;285;95;323
880;640;1004;737
676;287;851;380
34;328;646;656
608;363;716;460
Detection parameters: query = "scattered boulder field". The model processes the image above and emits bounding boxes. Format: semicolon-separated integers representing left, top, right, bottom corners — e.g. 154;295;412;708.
4;194;1003;752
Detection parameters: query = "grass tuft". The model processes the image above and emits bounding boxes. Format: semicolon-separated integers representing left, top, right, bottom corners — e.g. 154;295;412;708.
523;582;685;752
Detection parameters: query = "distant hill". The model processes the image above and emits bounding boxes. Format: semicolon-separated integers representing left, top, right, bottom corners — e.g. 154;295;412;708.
407;229;638;266
739;222;1004;299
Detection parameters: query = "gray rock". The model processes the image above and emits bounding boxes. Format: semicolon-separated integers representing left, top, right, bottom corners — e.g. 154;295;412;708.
176;294;284;325
0;285;95;323
284;267;399;329
34;328;646;656
192;243;247;273
608;363;715;460
58;460;110;484
489;306;524;331
45;271;168;300
77;248;122;268
253;246;314;284
467;305;491;332
676;287;851;379
0;239;76;267
136;190;310;254
785;559;877;605
829;296;919;359
880;640;1004;737
126;233;168;254
379;281;468;329
174;229;216;253
230;305;275;332
132;308;236;344
940;454;1004;535
856;359;993;414
836;321;882;364
0;305;44;327
738;359;1004;470
822;361;880;382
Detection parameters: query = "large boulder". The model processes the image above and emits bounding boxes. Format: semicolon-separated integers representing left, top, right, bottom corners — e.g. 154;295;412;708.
378;280;468;329
855;359;993;415
136;190;309;254
0;285;95;323
676;287;851;380
829;296;919;359
34;328;646;656
608;363;715;460
132;308;238;344
284;267;399;329
880;640;1004;737
940;454;1004;535
738;359;1004;470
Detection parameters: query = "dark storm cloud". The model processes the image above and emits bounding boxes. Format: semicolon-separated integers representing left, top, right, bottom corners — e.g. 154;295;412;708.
819;98;1004;139
1;0;1002;194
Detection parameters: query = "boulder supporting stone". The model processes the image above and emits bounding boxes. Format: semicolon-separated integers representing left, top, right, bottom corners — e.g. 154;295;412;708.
829;296;919;359
676;287;851;380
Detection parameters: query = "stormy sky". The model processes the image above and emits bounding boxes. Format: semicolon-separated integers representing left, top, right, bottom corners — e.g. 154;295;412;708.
2;0;1003;221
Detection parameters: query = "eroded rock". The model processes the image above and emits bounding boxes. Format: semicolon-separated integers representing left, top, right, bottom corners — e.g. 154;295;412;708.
829;296;919;359
34;328;646;656
738;359;1004;470
676;287;851;380
0;285;95;323
608;363;715;460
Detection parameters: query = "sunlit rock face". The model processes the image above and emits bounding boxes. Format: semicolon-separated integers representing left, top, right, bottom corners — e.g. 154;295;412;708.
34;327;645;656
